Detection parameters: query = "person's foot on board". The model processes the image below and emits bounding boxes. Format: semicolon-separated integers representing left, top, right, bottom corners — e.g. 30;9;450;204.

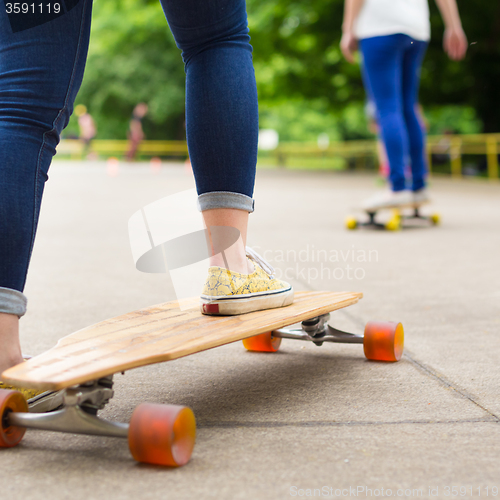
200;247;294;315
362;189;414;211
413;187;430;205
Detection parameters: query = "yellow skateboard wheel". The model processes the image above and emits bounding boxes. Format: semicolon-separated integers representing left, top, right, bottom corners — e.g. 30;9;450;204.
0;389;28;448
128;403;196;467
242;332;281;352
430;213;440;225
385;214;401;231
363;321;404;362
345;216;358;230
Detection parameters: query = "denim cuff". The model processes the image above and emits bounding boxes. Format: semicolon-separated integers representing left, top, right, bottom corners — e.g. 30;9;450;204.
198;191;255;213
0;287;28;317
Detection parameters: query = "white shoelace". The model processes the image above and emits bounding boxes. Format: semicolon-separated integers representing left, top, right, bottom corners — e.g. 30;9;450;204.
245;246;275;277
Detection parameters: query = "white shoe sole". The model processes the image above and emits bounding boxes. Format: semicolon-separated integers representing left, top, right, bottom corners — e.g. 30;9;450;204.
364;199;430;212
28;390;65;413
200;288;294;315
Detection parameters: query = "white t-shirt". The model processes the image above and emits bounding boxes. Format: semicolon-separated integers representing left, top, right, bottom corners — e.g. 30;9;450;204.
354;0;431;41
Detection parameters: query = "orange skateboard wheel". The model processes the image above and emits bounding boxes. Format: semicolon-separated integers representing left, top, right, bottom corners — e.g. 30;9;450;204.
242;332;281;352
128;403;196;467
0;389;28;447
363;321;404;362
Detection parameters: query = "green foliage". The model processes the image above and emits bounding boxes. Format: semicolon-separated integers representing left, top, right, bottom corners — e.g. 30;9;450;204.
424;106;482;135
248;0;364;107
259;100;341;142
69;0;186;140
67;0;499;140
425;1;500;133
248;0;500;136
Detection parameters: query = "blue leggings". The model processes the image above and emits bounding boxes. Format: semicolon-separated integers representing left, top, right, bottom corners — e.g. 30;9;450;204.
0;0;257;312
360;34;428;192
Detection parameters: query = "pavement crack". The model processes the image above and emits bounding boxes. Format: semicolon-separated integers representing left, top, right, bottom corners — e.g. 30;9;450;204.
404;350;500;422
278;284;499;423
198;418;497;429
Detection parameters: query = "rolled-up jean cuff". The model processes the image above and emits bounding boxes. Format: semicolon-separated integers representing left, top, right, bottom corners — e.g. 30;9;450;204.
0;287;28;317
197;191;255;213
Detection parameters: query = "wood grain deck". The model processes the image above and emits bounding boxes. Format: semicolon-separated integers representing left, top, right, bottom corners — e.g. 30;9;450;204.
2;291;362;391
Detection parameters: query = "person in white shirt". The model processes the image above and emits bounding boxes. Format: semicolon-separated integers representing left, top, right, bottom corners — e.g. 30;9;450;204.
341;0;467;210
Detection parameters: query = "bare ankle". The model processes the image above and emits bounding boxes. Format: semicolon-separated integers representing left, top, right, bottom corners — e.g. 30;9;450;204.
0;313;23;375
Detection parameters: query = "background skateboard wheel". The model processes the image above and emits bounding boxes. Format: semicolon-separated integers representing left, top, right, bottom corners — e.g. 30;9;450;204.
345;216;358;230
128;403;196;467
363;321;404;362
430;213;440;225
242;332;281;352
385;215;401;231
0;389;28;448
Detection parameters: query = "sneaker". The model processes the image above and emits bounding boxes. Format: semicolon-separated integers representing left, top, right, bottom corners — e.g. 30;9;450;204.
0;382;63;412
200;247;294;315
362;189;414;211
413;188;430;205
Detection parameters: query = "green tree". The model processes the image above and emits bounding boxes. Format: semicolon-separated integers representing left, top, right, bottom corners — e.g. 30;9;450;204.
247;0;499;134
72;0;186;140
69;0;498;140
425;0;500;133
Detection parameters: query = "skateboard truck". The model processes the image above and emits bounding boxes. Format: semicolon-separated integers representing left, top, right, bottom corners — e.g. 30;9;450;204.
273;314;364;347
243;313;403;361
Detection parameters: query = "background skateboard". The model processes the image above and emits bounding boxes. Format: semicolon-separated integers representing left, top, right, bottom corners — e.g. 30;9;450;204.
346;203;440;231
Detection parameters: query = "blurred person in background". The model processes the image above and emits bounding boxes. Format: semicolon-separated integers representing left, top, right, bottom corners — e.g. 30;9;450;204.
341;0;467;210
126;102;148;161
74;104;97;159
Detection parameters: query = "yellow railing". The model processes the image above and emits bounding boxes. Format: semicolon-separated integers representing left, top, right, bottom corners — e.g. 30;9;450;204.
57;134;500;180
426;133;500;180
265;133;500;179
57;139;188;159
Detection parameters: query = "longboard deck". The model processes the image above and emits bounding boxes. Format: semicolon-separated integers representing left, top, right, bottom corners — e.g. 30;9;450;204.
2;291;362;391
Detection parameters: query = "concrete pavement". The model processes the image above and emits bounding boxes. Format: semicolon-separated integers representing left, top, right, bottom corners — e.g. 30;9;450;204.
2;161;499;499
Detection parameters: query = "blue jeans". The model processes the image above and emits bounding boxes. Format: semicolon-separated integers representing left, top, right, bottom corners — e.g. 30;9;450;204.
360;34;428;192
0;0;258;315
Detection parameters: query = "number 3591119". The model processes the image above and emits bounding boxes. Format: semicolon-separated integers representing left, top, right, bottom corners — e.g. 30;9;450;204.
5;3;61;14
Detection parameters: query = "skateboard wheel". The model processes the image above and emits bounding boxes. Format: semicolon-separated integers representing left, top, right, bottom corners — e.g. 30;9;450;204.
0;390;28;448
128;403;196;467
363;321;404;362
430;213;440;225
385;216;401;231
345;216;358;230
242;332;281;352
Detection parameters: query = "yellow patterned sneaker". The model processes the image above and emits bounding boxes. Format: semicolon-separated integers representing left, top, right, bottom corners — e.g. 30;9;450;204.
0;382;63;412
200;247;294;315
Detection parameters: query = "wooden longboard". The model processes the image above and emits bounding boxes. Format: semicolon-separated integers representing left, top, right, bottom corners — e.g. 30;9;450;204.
2;291;362;391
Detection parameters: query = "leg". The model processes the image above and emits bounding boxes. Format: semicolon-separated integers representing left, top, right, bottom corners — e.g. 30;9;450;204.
360;35;409;192
402;40;429;192
202;209;250;274
161;0;292;313
161;0;257;273
0;314;21;374
0;0;93;373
